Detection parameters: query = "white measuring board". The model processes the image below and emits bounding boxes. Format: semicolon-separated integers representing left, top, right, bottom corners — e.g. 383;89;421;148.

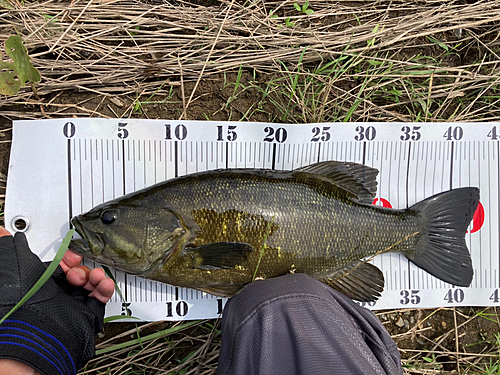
4;119;500;321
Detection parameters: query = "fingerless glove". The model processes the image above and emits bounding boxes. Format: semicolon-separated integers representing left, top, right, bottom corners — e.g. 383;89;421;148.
0;233;105;375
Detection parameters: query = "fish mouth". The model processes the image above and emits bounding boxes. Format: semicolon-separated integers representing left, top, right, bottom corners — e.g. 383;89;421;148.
69;237;91;255
70;216;105;256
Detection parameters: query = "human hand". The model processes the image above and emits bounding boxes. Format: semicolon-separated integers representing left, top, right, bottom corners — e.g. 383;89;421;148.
0;226;114;303
60;250;115;303
0;227;111;375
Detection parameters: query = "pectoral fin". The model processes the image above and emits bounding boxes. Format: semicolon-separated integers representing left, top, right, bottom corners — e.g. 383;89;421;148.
319;262;384;302
186;242;254;270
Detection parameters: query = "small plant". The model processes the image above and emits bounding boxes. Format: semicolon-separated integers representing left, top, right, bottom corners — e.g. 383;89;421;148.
269;11;296;28
0;35;41;96
293;2;314;15
133;82;175;114
285;17;295;27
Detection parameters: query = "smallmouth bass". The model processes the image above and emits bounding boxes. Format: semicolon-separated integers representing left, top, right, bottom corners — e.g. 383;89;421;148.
70;161;479;301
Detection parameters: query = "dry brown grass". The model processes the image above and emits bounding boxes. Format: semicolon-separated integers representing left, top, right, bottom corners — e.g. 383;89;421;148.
0;0;499;122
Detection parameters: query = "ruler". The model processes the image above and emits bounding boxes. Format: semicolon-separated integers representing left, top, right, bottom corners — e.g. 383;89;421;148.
5;119;499;320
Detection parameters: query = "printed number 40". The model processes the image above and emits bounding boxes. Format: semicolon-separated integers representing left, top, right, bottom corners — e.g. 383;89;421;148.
444;289;464;303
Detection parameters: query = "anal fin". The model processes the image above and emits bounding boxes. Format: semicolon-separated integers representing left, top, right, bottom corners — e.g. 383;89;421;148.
319;262;384;302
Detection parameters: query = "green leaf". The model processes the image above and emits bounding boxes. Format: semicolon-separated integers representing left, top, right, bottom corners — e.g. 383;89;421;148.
302;1;309;11
0;229;75;325
285;17;295;27
0;53;21;95
293;3;301;12
0;0;14;9
0;69;21;96
426;36;449;52
103;315;141;323
304;9;314;15
5;35;41;86
417;99;427;112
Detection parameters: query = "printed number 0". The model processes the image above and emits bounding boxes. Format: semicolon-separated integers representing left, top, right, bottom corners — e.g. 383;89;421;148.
63;122;76;138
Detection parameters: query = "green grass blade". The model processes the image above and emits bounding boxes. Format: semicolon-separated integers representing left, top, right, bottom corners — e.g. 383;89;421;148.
102;265;132;316
103;315;141;323
0;228;75;325
95;320;201;355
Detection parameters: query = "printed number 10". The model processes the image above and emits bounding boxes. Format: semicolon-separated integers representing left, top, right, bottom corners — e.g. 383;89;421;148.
166;301;189;317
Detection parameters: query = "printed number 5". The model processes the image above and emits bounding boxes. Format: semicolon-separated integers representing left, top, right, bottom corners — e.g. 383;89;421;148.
118;122;129;139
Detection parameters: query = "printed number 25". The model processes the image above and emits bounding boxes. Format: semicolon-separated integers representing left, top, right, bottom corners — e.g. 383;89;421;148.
311;127;331;142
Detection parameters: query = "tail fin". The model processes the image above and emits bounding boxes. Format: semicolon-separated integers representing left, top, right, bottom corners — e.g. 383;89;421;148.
405;187;479;287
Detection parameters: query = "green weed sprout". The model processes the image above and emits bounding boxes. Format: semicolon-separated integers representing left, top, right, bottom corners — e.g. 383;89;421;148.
294;2;314;15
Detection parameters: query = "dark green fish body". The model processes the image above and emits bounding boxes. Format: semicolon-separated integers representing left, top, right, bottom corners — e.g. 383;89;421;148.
70;161;479;301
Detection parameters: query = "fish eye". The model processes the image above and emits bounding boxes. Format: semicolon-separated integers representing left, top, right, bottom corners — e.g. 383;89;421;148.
100;210;118;225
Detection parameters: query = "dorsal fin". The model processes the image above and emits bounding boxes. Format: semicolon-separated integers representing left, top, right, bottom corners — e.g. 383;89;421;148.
297;161;378;203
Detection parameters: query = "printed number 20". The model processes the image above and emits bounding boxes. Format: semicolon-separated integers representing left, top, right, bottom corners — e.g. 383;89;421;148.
263;127;287;143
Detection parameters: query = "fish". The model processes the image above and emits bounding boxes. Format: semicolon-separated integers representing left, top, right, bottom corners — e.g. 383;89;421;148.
69;161;479;302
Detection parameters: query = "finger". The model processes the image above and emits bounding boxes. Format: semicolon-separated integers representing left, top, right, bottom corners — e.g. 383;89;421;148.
60;250;83;273
66;266;91;287
84;268;108;290
0;226;12;237
88;278;115;303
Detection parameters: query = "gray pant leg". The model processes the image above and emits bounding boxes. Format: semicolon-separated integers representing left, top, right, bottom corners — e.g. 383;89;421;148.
217;274;402;375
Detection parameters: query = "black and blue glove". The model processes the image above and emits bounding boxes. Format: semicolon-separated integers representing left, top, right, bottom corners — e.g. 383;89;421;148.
0;233;105;375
